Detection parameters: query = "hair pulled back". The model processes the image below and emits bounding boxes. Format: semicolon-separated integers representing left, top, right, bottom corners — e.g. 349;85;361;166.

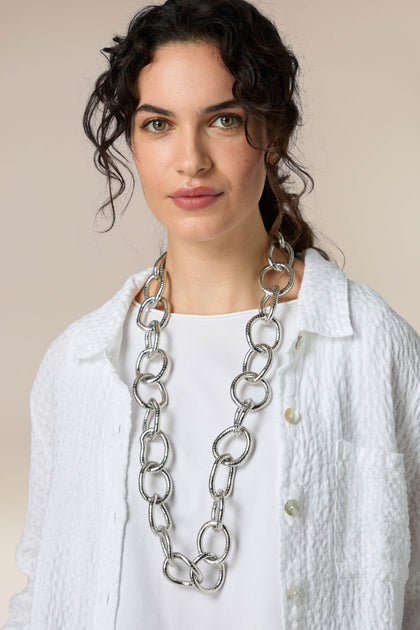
83;0;329;260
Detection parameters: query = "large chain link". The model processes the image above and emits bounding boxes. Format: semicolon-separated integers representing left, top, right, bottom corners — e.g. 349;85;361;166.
133;233;295;593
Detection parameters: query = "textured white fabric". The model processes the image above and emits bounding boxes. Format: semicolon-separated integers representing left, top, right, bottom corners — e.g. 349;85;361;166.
115;300;299;628
2;247;419;630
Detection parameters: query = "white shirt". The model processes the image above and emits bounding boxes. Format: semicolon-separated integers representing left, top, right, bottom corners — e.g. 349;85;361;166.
2;248;419;630
115;300;299;628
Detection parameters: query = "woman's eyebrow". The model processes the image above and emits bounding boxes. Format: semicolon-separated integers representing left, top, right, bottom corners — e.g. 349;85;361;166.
204;99;239;113
136;104;173;116
135;99;239;117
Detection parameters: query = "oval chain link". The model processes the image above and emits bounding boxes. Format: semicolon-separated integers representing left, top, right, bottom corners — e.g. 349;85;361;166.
133;233;295;592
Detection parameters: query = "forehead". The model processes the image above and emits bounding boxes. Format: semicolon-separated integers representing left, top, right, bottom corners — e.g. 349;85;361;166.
136;41;235;106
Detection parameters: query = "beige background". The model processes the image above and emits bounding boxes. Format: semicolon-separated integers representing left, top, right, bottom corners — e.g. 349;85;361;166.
1;0;419;622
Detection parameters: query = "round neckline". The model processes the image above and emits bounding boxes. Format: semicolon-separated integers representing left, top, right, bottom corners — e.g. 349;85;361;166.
131;297;298;320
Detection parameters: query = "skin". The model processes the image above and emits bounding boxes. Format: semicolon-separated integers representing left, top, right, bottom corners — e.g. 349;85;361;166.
131;41;304;314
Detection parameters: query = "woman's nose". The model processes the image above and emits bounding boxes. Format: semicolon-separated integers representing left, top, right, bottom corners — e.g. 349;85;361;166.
174;129;212;177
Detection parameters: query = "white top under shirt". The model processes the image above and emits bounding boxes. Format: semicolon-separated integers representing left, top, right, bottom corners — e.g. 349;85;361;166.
116;298;299;630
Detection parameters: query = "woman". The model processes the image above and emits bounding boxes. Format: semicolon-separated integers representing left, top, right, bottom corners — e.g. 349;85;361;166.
3;0;419;628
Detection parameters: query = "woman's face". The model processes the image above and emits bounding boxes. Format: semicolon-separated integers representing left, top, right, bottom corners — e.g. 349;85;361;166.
131;41;268;245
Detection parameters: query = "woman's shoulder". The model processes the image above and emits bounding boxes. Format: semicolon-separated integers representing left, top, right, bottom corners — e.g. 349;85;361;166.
303;248;418;372
35;268;151;374
347;276;418;342
304;247;416;336
344;278;419;392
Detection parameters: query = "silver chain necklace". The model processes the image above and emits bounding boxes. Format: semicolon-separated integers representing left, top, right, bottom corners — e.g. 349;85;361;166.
132;231;295;593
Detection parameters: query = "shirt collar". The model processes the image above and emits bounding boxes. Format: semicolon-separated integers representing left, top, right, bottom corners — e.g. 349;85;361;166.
297;247;353;338
74;247;353;360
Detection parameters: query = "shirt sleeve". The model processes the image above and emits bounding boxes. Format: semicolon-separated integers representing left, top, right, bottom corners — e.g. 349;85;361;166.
2;341;58;629
390;314;420;629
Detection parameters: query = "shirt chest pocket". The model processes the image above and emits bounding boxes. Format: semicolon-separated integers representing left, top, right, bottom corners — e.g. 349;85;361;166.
334;439;410;583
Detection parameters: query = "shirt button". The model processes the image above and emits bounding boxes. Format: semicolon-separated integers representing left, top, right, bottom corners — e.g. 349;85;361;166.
284;499;300;516
295;334;304;350
284;408;300;424
287;584;302;601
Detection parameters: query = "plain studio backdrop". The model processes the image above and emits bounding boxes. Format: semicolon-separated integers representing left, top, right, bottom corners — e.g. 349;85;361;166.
0;0;419;622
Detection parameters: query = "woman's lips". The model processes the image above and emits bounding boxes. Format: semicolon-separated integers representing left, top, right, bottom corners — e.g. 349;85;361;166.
169;187;223;210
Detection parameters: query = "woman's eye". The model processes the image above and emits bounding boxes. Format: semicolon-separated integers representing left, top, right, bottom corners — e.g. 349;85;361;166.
212;114;241;129
143;118;170;133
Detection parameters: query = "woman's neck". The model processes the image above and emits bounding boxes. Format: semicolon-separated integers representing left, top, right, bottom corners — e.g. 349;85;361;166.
158;227;303;315
164;237;267;315
136;217;304;315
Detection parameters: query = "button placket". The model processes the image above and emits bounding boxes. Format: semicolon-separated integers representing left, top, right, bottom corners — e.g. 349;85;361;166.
278;332;305;623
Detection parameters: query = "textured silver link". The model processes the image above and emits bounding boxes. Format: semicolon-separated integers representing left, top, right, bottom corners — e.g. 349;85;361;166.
137;296;170;331
133;373;168;409
268;236;294;270
260;285;280;321
142;399;160;434
230;371;271;410
260;263;295;296
144;255;166;302
148;494;172;534
135;348;169;383
233;400;253;431
138;462;172;504
144;273;165;303
140;428;169;472
211;496;225;531
245;313;282;352
209;454;237;500
133;233;295;593
259;264;278;296
242;343;274;383
151;251;167;282
197;520;231;565
212;425;252;467
163;552;200;587
191;553;225;593
158;527;173;561
260;263;294;298
145;321;161;353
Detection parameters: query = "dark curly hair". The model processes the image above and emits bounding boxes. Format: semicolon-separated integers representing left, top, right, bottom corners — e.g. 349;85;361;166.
83;0;330;260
